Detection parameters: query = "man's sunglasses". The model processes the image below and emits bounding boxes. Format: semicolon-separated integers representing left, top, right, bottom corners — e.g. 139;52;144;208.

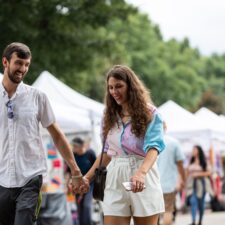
6;100;14;119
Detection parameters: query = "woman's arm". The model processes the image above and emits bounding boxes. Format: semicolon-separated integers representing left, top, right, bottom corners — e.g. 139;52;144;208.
136;149;158;174
84;152;111;183
192;170;211;178
130;148;158;192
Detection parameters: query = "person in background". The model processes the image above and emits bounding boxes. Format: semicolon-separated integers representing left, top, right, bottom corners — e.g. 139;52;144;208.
186;145;213;225
157;122;186;225
82;65;165;225
218;158;225;208
67;137;96;225
0;42;87;225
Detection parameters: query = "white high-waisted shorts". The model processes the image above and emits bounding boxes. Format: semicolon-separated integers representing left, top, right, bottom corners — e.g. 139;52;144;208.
102;155;165;217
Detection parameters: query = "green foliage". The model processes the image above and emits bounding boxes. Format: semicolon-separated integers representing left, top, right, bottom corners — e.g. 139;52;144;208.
0;0;225;112
197;90;225;114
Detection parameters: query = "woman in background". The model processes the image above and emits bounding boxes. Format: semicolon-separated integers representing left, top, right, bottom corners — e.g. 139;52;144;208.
186;145;213;225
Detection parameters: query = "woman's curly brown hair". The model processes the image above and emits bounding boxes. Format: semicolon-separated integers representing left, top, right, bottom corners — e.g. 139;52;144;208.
102;65;154;139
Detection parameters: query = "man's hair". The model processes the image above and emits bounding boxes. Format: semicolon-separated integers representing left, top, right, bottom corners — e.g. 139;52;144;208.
2;42;31;61
72;137;85;146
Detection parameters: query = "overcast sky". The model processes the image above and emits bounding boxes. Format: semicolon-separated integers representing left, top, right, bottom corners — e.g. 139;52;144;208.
126;0;225;56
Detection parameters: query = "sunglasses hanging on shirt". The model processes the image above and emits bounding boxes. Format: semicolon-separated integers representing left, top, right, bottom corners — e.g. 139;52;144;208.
6;100;14;119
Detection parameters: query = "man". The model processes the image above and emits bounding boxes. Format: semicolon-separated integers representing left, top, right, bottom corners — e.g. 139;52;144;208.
66;137;96;225
158;122;186;225
0;42;87;225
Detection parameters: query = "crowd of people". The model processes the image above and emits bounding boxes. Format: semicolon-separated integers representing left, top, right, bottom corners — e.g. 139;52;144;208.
1;42;225;225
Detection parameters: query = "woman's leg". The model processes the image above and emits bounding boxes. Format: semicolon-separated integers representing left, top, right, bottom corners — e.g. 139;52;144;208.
197;193;206;225
133;214;159;225
190;193;198;224
104;216;131;225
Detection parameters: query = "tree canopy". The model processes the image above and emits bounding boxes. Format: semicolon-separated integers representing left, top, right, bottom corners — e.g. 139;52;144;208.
0;0;225;113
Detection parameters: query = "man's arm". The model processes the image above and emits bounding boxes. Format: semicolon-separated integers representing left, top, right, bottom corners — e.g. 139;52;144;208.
47;123;81;176
47;123;89;193
176;160;186;190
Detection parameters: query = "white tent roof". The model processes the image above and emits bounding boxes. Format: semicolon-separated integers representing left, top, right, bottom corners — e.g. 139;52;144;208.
195;107;225;133
158;100;225;153
158;100;204;133
32;71;104;134
220;114;225;121
0;73;3;81
33;71;104;117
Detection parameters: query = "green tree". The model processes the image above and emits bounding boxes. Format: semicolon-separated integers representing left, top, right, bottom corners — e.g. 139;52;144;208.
0;0;225;113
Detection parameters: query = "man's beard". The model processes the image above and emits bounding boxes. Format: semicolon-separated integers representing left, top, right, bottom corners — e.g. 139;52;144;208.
7;67;24;84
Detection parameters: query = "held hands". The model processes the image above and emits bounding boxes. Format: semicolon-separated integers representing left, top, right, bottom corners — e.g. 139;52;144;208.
78;176;90;194
69;175;90;194
130;170;146;193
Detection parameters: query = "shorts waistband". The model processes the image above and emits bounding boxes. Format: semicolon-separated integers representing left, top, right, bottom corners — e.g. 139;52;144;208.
111;155;144;168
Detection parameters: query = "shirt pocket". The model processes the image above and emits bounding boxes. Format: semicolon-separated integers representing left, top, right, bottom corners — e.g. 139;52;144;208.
17;109;37;135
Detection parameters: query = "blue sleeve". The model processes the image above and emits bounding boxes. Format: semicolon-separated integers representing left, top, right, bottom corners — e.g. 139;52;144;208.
143;112;165;154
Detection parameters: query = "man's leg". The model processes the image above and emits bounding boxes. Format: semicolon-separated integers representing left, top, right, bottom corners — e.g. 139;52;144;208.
0;185;15;225
162;212;173;225
14;175;42;225
162;192;176;225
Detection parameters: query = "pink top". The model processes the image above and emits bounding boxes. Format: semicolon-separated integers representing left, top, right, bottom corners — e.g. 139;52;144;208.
103;106;165;157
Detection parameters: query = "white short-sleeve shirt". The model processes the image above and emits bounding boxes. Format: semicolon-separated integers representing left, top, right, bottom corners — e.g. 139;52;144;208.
0;81;55;187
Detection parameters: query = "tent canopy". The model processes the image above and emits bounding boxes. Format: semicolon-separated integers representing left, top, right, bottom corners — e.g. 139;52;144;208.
33;71;104;117
158;100;204;133
32;71;104;134
195;107;225;133
158;100;225;153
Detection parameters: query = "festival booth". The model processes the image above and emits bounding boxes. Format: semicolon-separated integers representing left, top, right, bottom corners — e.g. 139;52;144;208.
32;71;104;134
32;71;104;192
158;100;225;169
194;107;225;175
158;100;206;155
158;100;225;209
32;71;104;225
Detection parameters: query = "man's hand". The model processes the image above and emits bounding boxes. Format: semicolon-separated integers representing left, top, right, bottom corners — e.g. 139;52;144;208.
79;176;90;194
71;176;90;194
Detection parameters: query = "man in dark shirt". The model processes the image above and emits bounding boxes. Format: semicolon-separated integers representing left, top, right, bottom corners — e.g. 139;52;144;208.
67;137;96;225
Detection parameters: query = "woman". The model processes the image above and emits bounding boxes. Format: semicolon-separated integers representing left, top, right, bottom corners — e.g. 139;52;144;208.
83;65;165;225
186;145;212;225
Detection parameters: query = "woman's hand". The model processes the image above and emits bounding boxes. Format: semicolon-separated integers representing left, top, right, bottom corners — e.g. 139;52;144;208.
78;176;90;194
130;149;158;193
70;176;90;194
130;170;146;193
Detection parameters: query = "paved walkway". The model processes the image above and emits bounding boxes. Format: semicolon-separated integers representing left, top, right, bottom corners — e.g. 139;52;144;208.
175;211;225;225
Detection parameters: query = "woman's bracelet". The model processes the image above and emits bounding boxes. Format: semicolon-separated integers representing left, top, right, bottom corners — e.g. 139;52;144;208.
71;174;83;179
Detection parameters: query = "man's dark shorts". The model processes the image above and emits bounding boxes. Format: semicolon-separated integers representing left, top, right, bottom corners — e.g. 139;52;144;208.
0;175;42;225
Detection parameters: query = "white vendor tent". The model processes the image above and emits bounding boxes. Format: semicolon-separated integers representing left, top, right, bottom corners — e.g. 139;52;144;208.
158;100;225;156
158;100;205;133
194;107;225;155
0;73;3;81
195;107;225;134
158;100;206;155
32;71;105;192
32;71;104;134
